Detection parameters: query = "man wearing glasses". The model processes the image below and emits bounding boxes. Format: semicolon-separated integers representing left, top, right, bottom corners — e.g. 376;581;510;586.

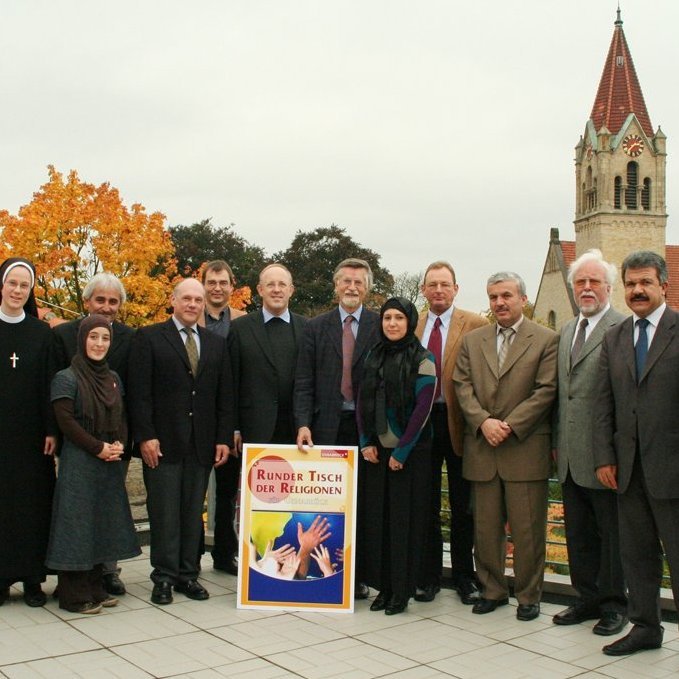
201;260;245;339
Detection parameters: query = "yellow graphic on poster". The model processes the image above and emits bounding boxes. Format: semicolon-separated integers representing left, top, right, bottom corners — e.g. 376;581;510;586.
237;444;358;612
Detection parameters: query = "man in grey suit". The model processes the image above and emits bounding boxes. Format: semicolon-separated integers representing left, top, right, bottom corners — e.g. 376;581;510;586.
594;250;679;656
552;250;627;636
454;272;557;621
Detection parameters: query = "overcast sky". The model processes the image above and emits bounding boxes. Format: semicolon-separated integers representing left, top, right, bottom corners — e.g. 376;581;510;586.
2;0;677;312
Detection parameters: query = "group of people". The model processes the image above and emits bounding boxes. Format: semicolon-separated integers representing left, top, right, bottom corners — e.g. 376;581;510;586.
0;249;677;658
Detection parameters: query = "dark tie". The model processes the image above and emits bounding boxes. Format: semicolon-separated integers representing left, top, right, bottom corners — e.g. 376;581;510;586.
498;327;514;371
570;318;589;366
341;315;355;402
635;318;650;382
183;327;199;375
427;317;443;400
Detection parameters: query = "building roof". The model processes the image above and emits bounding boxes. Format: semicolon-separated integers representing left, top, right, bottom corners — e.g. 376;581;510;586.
561;240;576;269
589;9;653;138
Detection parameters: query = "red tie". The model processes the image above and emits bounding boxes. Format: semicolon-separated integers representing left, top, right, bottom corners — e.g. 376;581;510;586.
427;317;442;400
341;315;355;402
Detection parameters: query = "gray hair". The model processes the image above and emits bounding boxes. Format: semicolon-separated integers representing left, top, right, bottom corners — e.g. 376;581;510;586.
82;272;127;304
567;249;617;288
487;271;526;296
622;251;668;285
333;258;374;291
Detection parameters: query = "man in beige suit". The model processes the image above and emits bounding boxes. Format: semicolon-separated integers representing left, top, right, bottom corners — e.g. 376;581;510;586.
414;261;488;604
454;272;557;621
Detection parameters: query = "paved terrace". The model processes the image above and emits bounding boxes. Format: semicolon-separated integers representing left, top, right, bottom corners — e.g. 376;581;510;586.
1;547;678;678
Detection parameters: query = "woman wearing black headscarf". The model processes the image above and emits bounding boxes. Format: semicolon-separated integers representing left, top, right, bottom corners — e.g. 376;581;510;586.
0;258;56;607
358;297;436;615
47;314;140;614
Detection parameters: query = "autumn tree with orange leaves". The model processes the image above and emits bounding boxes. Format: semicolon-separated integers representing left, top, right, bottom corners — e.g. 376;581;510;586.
0;166;177;326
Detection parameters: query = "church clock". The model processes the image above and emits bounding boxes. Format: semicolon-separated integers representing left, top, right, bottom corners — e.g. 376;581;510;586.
622;134;644;157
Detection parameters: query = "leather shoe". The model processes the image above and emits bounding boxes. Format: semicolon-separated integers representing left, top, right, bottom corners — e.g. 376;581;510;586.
103;573;126;596
517;603;540;621
151;582;173;605
174;580;209;600
593;611;628;636
370;590;390;612
0;587;9;606
472;597;509;614
354;582;370;600
603;626;663;656
414;584;440;602
213;556;239;576
553;602;600;626
455;578;481;605
23;583;47;607
385;594;408;615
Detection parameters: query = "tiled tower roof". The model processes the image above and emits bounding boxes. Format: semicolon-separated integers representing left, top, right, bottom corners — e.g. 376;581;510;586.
590;8;653;138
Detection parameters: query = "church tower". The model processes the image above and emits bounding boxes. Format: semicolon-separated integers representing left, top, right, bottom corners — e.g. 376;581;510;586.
574;8;667;306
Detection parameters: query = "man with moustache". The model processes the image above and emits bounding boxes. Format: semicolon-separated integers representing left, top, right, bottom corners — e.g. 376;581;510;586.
594;251;679;656
294;258;380;599
552;250;627;636
454;272;557;621
127;278;233;605
213;264;306;574
200;260;246;339
414;261;487;604
53;272;135;597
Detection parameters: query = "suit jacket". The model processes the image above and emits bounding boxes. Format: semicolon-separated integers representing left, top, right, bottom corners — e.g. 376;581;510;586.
593;307;679;499
294;306;379;445
127;318;234;465
454;317;558;482
554;307;626;488
416;308;489;456
229;310;307;442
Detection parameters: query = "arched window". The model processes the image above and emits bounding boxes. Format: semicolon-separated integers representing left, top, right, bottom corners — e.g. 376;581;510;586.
642;177;651;210
626;162;638;209
614;176;622;209
547;311;556;330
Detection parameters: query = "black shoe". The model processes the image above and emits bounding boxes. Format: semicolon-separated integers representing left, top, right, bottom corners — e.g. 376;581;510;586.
602;626;663;656
23;583;47;607
151;582;173;605
414;584;440;602
455;578;481;605
472;597;509;615
174;580;209;600
385;594;408;615
61;601;102;614
213;557;239;576
103;573;126;596
370;590;391;612
552;602;600;626
517;603;540;621
354;582;370;600
593;611;628;636
0;587;9;606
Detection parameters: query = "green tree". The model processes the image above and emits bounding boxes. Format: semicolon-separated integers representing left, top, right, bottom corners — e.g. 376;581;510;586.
274;225;394;316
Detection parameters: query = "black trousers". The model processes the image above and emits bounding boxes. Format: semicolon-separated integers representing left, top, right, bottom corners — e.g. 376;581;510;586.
562;471;626;612
58;564;108;609
420;405;474;586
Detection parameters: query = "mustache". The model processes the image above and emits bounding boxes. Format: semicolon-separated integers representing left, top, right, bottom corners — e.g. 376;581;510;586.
631;294;649;302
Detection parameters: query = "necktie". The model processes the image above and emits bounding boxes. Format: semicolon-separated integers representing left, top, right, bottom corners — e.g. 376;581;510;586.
427;317;442;400
341;315;355;402
498;327;514;371
183;327;199;375
635;318;649;382
570;318;589;366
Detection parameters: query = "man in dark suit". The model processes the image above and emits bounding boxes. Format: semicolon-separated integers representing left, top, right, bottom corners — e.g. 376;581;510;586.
212;263;306;574
53;272;135;597
414;261;488;604
594;250;679;656
552;250;627;636
294;257;379;598
454;272;557;621
128;278;233;605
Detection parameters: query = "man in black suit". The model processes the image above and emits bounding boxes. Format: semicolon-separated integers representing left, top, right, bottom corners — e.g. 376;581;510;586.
128;278;233;605
594;250;679;656
53;272;135;596
212;263;306;574
294;257;379;598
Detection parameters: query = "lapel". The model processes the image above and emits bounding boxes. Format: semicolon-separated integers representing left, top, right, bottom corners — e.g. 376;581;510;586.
481;324;501;378
640;307;676;383
561;317;577;373
443;308;466;365
354;308;375;365
324;308;343;360
249;311;276;368
195;326;213;378
571;309;618;371
161;318;191;372
494;317;533;379
415;314;426;341
619;316;637;382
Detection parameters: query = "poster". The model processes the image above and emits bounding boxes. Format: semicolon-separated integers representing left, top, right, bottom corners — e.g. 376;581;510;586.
237;443;358;612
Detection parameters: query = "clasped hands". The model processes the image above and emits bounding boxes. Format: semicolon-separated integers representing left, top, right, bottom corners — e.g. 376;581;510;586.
481;418;512;447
